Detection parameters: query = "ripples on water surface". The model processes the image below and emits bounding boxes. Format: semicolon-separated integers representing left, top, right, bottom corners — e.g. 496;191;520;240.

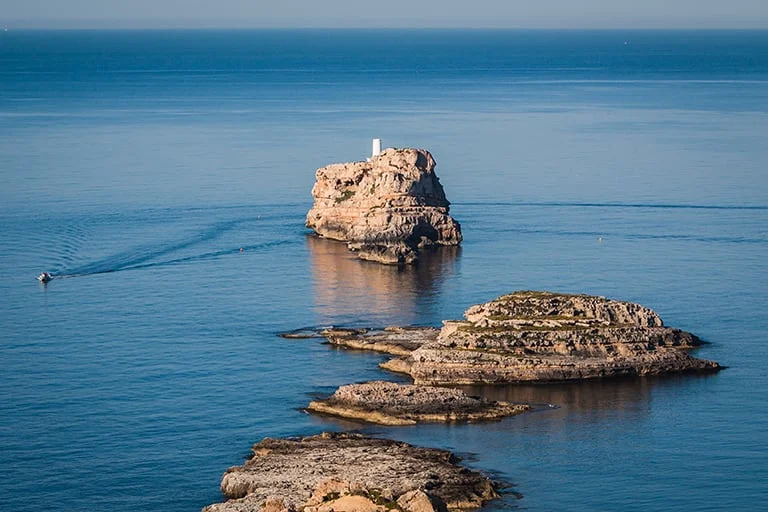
1;30;767;511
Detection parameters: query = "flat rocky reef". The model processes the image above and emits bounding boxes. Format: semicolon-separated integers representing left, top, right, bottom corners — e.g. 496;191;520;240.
330;327;438;356
307;291;721;385
307;381;529;425
280;327;439;356
203;432;498;512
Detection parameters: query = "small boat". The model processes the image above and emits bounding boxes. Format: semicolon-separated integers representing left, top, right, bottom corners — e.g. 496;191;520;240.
37;272;53;283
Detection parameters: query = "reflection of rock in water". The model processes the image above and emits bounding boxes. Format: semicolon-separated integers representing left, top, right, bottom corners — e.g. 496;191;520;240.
306;235;460;324
457;372;717;417
458;380;653;413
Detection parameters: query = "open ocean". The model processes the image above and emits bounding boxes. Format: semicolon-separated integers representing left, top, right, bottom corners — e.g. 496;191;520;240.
1;29;767;511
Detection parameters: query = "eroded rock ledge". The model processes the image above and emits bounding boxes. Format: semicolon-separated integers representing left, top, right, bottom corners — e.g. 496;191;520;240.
203;432;498;512
280;327;438;356
311;291;722;384
306;148;462;265
327;327;439;356
307;381;529;425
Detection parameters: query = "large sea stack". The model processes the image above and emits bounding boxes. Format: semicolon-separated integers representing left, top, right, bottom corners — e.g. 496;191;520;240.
306;148;462;264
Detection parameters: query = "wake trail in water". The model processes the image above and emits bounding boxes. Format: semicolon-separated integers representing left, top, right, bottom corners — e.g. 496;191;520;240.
480;226;767;245
41;218;91;273
51;216;273;279
54;239;294;280
456;201;768;211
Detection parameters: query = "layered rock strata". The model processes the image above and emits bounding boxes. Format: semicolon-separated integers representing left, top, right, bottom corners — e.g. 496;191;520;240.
203;432;498;512
399;291;721;384
306;148;462;265
312;292;721;384
307;381;529;425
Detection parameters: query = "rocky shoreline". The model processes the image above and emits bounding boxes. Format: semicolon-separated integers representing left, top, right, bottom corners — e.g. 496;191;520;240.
307;381;529;425
203;433;498;512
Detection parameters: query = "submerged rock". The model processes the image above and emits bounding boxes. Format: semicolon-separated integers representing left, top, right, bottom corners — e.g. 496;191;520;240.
203;432;498;512
307;381;529;425
306;148;462;265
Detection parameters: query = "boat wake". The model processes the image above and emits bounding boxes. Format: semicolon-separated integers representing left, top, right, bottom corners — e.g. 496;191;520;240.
44;215;295;281
50;239;292;280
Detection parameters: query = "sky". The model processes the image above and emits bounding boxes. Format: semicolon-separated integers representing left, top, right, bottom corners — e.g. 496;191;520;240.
1;0;767;29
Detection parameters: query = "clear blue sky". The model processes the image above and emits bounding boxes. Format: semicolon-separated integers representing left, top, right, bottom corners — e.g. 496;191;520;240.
2;0;767;29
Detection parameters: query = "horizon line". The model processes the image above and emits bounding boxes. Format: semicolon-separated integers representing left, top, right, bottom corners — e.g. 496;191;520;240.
3;25;768;31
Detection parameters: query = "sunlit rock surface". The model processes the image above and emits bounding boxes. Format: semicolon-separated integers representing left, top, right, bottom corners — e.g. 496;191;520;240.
203;433;497;512
308;291;721;384
307;381;529;425
306;148;462;264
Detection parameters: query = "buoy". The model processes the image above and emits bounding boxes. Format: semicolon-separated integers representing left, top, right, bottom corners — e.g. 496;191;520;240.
239;247;244;253
598;236;603;243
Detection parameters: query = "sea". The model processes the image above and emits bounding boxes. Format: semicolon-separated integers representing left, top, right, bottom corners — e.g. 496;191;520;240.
1;29;767;511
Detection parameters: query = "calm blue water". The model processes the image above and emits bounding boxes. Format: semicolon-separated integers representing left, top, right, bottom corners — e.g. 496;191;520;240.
1;30;767;511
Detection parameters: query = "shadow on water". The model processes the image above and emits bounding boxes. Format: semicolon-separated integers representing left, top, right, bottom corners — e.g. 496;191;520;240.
306;235;461;325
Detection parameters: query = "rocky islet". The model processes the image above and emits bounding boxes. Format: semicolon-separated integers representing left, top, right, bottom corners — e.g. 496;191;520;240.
305;148;462;265
203;433;498;512
318;291;721;385
307;381;529;425
204;149;722;511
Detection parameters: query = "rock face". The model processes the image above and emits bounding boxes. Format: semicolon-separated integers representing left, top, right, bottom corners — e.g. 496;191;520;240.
394;291;721;384
203;432;498;512
306;148;462;264
307;381;529;425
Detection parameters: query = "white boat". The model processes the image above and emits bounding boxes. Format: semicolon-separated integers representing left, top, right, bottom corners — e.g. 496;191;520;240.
37;272;52;283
